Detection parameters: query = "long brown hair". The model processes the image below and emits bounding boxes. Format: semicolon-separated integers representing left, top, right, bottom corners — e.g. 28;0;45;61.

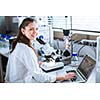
11;17;37;53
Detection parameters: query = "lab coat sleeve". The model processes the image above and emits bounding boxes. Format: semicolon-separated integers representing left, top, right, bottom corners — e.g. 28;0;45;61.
32;71;56;83
24;71;56;83
23;47;56;83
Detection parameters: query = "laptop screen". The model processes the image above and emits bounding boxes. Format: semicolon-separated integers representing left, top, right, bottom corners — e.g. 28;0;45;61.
78;55;96;79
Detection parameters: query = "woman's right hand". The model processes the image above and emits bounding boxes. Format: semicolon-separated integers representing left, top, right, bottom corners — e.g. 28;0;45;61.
64;72;76;80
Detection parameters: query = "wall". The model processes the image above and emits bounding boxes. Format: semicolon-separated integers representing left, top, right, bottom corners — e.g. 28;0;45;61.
0;16;18;36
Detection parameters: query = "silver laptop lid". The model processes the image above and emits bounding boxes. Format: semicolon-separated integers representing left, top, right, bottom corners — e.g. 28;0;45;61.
77;55;96;80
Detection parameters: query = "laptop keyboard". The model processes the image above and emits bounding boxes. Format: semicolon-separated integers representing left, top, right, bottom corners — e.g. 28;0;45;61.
71;75;81;82
66;70;82;82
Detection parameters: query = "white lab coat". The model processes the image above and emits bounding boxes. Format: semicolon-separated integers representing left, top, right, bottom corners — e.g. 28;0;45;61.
5;43;56;83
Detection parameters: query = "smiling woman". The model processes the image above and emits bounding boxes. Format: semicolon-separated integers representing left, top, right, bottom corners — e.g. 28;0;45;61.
5;17;76;83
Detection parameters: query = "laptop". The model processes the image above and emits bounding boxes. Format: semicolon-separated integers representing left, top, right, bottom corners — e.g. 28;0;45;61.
65;55;96;83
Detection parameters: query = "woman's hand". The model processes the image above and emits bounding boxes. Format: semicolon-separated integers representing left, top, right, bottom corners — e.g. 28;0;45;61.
38;61;43;67
39;61;43;65
64;72;76;80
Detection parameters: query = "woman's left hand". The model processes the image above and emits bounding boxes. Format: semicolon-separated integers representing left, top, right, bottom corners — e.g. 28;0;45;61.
38;61;43;65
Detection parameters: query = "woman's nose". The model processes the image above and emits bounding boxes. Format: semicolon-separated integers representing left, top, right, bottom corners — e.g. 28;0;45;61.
33;30;38;35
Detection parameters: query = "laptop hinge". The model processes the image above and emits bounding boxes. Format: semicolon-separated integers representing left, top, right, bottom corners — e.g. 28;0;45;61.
77;69;87;81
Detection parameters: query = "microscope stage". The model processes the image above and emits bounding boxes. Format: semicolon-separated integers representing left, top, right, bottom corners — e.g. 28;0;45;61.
40;62;64;72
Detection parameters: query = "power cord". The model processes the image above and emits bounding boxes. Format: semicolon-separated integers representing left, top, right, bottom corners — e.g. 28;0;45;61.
77;43;96;59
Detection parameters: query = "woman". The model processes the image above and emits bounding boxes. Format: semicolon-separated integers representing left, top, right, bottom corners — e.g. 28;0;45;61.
5;17;76;83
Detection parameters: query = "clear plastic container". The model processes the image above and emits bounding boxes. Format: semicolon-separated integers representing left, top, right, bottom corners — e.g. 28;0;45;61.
71;52;79;66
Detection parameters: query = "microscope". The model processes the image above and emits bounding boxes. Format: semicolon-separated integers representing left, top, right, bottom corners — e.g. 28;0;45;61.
35;37;71;72
36;37;62;61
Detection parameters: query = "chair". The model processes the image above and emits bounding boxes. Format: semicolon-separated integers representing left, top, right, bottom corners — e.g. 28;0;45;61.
0;55;4;83
0;65;4;83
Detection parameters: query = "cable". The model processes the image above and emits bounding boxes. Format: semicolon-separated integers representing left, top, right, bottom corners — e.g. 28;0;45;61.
77;45;86;57
77;44;96;59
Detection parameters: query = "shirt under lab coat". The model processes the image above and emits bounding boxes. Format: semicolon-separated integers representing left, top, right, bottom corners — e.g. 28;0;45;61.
5;43;56;83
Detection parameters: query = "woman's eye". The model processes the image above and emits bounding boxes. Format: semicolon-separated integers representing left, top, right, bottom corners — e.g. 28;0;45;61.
29;27;38;31
36;28;38;30
30;28;33;31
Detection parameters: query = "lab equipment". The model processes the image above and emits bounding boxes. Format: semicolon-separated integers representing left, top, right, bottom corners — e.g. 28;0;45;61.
71;52;79;66
63;30;71;49
35;37;71;70
40;61;64;72
0;34;13;48
36;37;61;61
36;37;70;63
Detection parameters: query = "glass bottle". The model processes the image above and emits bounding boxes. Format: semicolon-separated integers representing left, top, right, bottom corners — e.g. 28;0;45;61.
71;52;79;66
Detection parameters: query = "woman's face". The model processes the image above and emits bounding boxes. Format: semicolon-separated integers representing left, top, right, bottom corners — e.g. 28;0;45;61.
21;22;39;40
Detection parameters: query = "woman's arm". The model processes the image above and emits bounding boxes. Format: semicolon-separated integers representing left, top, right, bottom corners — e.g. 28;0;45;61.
56;72;76;81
